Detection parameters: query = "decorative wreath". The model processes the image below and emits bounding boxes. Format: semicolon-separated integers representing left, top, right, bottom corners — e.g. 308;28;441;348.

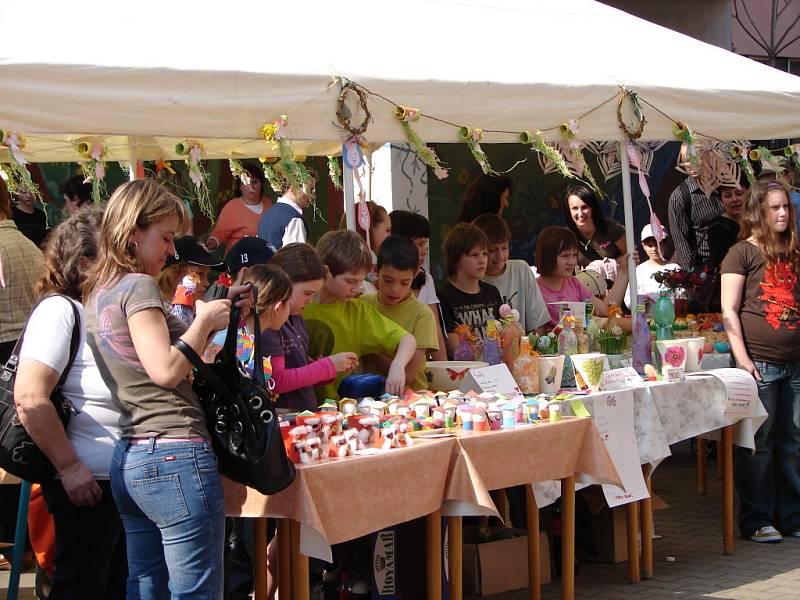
335;80;372;138
616;88;646;140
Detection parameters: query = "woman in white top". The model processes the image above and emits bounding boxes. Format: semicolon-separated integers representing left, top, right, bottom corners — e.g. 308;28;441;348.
15;207;126;599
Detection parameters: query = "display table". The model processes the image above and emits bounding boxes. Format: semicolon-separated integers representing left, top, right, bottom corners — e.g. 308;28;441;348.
546;372;766;582
224;417;621;600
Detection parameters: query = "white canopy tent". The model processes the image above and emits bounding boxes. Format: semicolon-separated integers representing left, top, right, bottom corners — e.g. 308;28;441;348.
1;0;800;313
1;0;799;164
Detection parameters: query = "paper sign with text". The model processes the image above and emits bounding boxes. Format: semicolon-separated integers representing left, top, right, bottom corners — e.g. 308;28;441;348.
701;368;758;418
664;367;686;383
600;367;641;391
459;363;521;396
593;390;650;508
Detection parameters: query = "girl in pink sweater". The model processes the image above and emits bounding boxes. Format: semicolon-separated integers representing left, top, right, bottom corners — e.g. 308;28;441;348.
264;243;358;411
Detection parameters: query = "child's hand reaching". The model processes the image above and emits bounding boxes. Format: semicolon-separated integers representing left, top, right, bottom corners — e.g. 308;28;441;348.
385;363;407;397
330;352;358;373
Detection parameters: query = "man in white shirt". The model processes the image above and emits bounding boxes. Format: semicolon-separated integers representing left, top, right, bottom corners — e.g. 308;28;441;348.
257;176;315;249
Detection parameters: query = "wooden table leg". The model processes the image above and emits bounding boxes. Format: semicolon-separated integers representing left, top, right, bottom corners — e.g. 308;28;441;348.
626;502;640;584
640;466;654;580
253;519;268;600
447;516;462;600
697;438;707;495
526;486;541;600
277;519;293;600
426;510;443;600
722;425;735;555
560;476;575;600
290;520;309;600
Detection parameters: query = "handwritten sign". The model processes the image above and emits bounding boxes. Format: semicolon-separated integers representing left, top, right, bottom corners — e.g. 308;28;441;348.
459;364;521;396
600;367;641;391
592;390;650;508
664;366;686;383
700;368;758;418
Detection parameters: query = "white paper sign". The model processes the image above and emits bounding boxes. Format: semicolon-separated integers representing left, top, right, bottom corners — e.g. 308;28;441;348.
601;367;641;391
700;368;759;418
592;390;650;507
664;366;686;383
459;363;521;395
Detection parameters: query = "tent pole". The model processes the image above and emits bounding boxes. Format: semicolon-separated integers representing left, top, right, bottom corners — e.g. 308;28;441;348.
128;136;138;181
343;163;356;231
619;142;638;313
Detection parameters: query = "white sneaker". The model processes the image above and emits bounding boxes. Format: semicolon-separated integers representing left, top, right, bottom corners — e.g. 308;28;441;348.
750;525;783;543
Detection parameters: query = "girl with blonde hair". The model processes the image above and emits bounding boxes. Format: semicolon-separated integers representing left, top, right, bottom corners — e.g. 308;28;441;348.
84;179;235;599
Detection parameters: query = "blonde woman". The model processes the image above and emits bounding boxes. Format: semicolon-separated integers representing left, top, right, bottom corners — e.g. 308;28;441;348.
84;179;235;599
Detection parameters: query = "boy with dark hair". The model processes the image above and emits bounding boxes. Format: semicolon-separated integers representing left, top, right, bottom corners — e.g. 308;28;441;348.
438;223;503;357
361;235;439;391
390;209;447;360
304;230;417;399
472;214;549;333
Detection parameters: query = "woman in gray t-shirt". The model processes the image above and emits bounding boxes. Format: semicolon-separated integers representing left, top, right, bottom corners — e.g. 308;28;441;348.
85;179;232;599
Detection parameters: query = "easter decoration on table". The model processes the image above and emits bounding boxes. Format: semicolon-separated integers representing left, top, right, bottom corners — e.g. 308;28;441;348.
75;140;108;204
0;129;40;200
453;323;478;362
499;304;523;369
481;319;503;366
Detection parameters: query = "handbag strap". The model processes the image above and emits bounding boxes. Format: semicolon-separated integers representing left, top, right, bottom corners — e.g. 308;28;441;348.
174;338;237;405
218;284;266;387
4;295;81;391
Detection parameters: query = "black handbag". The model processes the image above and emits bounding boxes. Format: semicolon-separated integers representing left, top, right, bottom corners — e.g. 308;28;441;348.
174;300;295;496
0;296;81;482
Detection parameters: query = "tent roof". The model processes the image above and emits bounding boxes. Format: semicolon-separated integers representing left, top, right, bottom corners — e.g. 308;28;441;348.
1;0;799;163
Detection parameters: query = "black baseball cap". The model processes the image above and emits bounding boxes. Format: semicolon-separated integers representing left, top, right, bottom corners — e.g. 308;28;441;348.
224;237;276;275
165;236;223;268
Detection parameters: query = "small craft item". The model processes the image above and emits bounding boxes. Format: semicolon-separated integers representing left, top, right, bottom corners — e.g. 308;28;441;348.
472;408;489;431
355;416;380;449
0;129;40;200
501;405;516;429
534;354;565;395
683;337;705;372
632;301;652;375
170;273;200;327
512;336;540;394
304;434;323;463
487;407;502;430
76;140;107;204
453;323;477;361
481;320;503;366
525;398;540;423
655;339;689;376
339;398;358;415
558;314;578;388
327;155;343;190
571;353;606;393
537;399;550;421
549;403;562;423
378;423;401;450
329;431;354;458
499;304;523;369
175;140;213;220
318;400;338;412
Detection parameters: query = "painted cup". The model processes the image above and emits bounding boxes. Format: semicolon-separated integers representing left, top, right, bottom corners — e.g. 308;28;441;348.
684;337;705;372
571;353;607;392
655;339;689;375
534;354;566;394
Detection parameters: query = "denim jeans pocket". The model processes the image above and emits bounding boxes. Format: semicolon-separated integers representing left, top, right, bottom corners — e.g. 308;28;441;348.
754;361;785;384
130;473;190;527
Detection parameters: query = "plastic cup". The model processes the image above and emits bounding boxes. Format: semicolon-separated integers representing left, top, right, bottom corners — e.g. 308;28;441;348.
571;353;607;392
655;339;689;374
534;354;566;394
684;337;705;372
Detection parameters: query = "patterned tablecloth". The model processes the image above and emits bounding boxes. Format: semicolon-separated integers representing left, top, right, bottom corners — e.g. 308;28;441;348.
534;370;767;507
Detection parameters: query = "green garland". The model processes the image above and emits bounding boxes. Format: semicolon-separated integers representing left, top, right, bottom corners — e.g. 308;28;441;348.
459;127;493;174
327;156;342;191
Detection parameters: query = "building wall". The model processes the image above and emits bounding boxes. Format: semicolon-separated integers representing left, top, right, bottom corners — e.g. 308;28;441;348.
600;0;732;48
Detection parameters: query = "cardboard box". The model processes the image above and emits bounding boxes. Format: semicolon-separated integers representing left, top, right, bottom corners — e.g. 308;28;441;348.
371;528;399;600
462;527;551;596
577;488;668;564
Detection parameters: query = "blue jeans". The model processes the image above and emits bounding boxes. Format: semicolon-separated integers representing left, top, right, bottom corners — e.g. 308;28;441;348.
735;360;800;537
110;439;225;600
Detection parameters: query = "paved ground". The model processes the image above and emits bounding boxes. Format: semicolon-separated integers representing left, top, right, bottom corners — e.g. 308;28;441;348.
3;442;800;599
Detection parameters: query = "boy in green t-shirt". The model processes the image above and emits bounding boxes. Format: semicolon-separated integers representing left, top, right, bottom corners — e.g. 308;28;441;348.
304;230;417;400
361;235;439;391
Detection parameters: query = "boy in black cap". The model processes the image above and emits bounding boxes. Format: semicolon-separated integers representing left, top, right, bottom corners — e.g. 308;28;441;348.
157;235;223;301
205;236;276;301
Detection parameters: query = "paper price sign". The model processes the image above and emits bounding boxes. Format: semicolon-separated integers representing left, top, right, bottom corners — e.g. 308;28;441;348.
600;367;641;391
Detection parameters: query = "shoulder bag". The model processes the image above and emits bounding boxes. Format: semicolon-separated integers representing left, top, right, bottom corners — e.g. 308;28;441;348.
0;296;81;482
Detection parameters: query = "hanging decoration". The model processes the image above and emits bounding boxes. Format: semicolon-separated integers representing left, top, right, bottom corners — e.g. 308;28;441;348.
259;115;310;192
749;146;786;174
0;129;40;200
729;142;756;184
674;142;742;197
228;159;247;182
75;141;108;204
616;88;646;140
156;159;176;176
585;140;665;182
521;129;570;178
459;127;494;174
259;157;284;193
175;140;213;221
395;105;448;179
557;119;604;197
327;155;342;191
672;122;699;168
785;143;800;169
